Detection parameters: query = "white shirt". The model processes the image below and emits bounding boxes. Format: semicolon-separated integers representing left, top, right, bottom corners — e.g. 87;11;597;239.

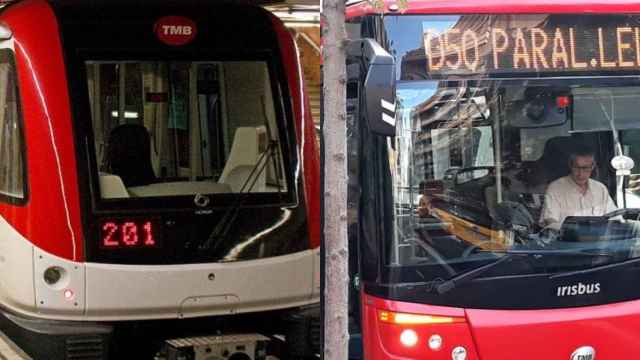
540;176;617;229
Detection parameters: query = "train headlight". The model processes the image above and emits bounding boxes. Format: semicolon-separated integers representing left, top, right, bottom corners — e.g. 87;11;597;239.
44;267;63;285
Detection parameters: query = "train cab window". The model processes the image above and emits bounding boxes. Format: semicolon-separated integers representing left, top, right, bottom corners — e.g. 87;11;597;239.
85;60;289;200
0;50;25;203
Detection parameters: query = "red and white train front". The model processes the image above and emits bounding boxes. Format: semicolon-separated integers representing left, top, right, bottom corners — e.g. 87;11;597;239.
348;1;640;359
0;0;319;358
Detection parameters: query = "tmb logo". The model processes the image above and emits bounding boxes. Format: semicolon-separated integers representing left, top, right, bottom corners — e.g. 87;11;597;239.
574;355;594;360
154;16;197;46
162;25;192;36
571;346;596;360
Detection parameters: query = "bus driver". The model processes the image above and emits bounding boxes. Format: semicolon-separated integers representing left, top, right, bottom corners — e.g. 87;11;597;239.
540;146;617;230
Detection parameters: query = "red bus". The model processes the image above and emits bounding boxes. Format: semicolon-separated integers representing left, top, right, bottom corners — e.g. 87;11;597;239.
0;0;319;358
347;1;640;359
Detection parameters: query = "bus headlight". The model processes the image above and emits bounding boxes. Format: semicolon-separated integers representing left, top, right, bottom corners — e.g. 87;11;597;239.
428;334;443;350
452;346;467;360
399;329;418;347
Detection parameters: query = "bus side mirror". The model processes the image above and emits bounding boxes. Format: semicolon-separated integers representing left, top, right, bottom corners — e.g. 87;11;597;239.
346;39;396;137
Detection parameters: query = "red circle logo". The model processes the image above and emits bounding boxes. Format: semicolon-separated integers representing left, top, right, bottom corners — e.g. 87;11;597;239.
154;16;197;46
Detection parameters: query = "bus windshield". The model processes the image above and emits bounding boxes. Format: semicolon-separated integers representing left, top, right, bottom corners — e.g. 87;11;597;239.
381;14;640;305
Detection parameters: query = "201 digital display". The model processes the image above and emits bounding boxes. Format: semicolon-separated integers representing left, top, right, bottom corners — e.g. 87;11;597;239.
421;15;640;76
99;219;161;249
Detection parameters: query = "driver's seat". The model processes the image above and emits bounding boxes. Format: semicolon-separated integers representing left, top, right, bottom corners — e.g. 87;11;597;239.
218;126;267;192
527;136;576;188
105;124;156;187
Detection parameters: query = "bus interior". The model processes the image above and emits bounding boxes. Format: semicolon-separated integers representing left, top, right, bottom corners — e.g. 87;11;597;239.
395;77;640;266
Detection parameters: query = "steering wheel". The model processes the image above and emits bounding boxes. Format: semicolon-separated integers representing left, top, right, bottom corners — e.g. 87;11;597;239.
603;208;640;221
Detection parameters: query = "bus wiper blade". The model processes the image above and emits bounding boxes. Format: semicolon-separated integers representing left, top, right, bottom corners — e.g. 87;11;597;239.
550;254;640;279
436;249;612;295
489;248;614;257
436;254;512;295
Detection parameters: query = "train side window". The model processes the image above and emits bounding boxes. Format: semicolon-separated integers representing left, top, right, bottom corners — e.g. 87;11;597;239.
0;50;25;203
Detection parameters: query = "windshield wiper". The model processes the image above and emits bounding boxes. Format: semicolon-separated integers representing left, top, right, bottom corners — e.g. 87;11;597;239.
436;248;612;294
198;140;278;251
550;253;640;279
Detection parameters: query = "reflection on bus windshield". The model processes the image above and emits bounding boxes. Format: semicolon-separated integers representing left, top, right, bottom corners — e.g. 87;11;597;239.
391;78;640;278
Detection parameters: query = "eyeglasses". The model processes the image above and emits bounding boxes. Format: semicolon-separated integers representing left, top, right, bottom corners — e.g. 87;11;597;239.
572;164;595;172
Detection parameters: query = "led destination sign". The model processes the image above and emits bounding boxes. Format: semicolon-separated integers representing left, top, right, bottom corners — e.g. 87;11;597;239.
423;18;640;75
100;219;161;249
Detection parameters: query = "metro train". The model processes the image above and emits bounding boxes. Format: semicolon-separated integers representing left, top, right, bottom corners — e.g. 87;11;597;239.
0;0;320;358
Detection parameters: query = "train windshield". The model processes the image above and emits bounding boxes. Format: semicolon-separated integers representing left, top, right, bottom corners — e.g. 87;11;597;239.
52;4;311;265
378;14;640;307
86;60;290;201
